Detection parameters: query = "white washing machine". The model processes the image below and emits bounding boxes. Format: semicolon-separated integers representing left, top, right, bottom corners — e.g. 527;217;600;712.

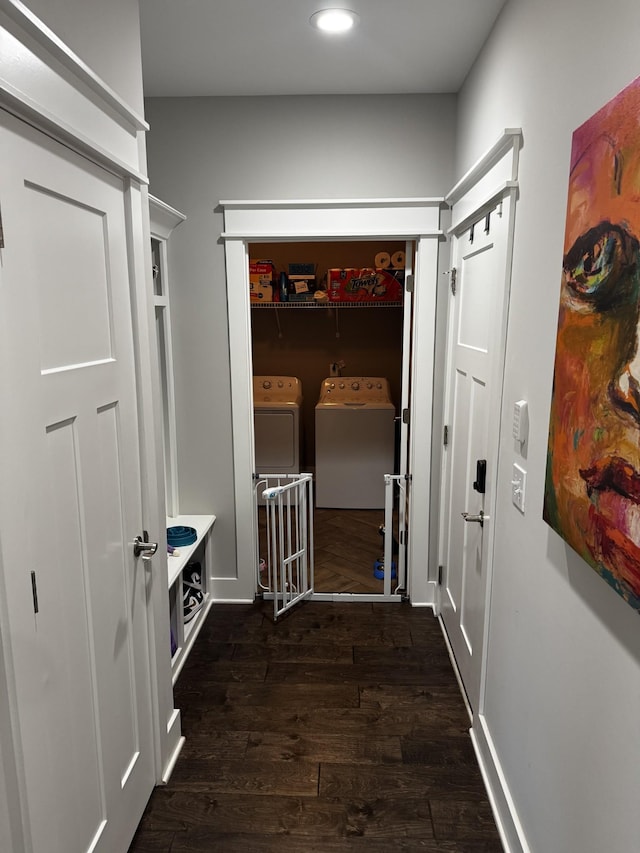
253;376;303;476
315;377;395;509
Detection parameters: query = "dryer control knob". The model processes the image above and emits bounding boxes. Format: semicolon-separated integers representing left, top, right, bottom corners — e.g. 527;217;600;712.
339;382;345;389
366;382;373;389
263;380;272;390
351;381;360;391
277;380;284;388
330;382;335;389
376;382;382;389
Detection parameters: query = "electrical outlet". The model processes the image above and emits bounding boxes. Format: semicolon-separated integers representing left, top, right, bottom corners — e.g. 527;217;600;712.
512;463;526;513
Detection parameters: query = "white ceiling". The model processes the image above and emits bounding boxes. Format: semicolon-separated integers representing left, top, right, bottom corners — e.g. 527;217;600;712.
139;0;507;97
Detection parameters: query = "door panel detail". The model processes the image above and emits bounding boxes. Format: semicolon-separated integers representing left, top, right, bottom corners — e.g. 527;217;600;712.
0;110;154;853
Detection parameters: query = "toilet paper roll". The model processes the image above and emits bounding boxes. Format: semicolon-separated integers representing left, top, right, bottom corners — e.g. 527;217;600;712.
391;250;405;269
374;251;391;269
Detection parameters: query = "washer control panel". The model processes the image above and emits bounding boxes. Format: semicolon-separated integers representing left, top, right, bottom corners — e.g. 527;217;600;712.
318;376;392;404
253;375;302;404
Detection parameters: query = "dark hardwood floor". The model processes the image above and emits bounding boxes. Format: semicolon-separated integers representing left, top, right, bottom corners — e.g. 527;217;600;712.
129;601;502;852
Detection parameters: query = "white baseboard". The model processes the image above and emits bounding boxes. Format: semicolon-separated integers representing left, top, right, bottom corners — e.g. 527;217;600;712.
210;575;255;602
471;714;530;853
435;616;529;853
161;733;185;785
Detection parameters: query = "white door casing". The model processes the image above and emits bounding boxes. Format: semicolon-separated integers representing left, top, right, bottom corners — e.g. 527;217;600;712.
221;200;443;605
0;109;155;853
438;129;521;716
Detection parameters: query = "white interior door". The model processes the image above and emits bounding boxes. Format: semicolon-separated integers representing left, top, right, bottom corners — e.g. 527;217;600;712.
0;110;154;852
440;196;513;714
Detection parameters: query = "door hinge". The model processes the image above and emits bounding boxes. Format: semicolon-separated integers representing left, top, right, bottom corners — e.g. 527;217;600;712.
449;267;457;295
438;565;444;585
402;407;410;425
405;274;414;293
443;425;449;446
31;571;39;614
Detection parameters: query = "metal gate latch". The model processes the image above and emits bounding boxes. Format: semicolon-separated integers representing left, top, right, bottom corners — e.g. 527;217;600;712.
461;510;486;528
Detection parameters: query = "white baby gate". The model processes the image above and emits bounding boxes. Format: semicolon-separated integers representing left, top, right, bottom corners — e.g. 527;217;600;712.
380;473;409;598
255;473;314;620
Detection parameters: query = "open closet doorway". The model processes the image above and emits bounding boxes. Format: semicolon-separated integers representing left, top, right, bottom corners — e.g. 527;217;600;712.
250;239;407;597
221;199;443;607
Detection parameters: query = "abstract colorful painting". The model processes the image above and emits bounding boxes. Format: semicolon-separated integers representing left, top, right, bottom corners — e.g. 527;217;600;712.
544;75;640;611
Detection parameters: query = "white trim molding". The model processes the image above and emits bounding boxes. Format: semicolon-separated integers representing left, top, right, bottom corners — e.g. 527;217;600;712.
220;197;444;607
471;715;530;853
221;197;444;240
446;129;522;206
0;0;148;181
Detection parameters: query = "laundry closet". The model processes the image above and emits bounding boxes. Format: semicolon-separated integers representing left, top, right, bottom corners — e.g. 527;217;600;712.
249;239;409;594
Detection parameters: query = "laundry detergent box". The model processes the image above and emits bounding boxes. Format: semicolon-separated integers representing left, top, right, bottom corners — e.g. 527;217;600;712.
328;267;403;302
249;259;276;302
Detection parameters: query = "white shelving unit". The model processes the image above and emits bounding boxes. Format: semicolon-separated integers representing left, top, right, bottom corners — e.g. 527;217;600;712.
167;513;216;684
149;196;218;683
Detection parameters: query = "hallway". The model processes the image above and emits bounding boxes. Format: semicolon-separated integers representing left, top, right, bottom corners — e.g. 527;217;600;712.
129;601;502;851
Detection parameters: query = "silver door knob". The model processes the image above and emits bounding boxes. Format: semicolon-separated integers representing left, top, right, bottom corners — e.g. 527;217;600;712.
133;535;158;559
461;510;486;528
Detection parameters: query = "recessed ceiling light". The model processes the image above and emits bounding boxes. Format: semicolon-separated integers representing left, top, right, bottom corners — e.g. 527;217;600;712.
310;9;359;34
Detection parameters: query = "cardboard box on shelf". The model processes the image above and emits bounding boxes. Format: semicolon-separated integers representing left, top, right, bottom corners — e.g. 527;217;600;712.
249;259;276;302
289;274;316;296
288;262;315;276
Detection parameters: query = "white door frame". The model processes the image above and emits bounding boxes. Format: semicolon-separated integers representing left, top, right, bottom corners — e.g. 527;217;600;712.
221;199;443;605
436;129;522;713
0;5;176;849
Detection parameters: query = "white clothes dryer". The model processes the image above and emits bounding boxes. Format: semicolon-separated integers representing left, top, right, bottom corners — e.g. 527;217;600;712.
253;376;303;476
315;377;395;509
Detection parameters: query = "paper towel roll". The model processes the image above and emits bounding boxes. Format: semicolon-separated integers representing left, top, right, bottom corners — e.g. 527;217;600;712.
374;251;391;269
391;250;405;269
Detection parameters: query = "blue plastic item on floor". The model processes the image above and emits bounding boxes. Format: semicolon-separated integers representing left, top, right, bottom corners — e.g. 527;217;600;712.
373;558;397;580
167;525;197;547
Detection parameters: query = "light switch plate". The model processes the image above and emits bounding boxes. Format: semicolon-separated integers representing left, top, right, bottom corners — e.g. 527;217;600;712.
512;463;526;512
513;400;529;444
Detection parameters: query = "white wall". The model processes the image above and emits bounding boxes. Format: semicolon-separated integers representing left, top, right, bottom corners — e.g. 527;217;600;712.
457;1;640;851
144;94;457;581
24;0;144;113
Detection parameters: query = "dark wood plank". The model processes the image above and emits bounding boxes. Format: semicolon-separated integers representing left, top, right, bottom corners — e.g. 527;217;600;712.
177;730;250;761
359;684;468;711
232;641;354;664
169;758;319;796
176;704;473;738
430;799;503;842
136;789;348;835
178;659;267;683
171;828;503;851
127;828;175;852
245;731;403;765
400;736;479;768
266;661;457;686
319;764;489;801
353;645;449;665
223;682;360;708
